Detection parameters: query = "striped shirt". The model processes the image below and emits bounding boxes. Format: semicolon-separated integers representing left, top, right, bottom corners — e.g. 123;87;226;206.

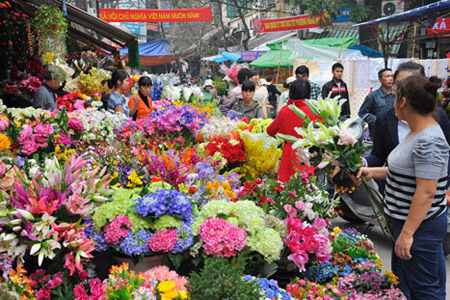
108;92;129;117
385;125;449;221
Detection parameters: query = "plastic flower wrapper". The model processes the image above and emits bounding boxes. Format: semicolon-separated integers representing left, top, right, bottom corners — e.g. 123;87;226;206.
239;131;280;179
162;85;181;101
196;116;241;143
191;200;283;263
242;275;293;300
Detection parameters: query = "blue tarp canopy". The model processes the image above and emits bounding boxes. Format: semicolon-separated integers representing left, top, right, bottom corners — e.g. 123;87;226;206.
213;52;241;63
353;0;450;27
349;45;384;58
120;39;177;56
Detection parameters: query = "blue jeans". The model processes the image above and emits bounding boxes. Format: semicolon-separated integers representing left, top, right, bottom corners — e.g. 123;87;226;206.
390;209;447;300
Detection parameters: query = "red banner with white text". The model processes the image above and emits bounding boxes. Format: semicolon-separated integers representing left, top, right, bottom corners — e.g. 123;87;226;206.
99;7;213;23
427;18;450;35
252;12;330;34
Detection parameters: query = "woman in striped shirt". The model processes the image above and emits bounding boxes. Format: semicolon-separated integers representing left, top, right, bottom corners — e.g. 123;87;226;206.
356;75;449;300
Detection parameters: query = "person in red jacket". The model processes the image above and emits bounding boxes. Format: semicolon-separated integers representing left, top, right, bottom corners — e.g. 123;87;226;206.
267;78;318;182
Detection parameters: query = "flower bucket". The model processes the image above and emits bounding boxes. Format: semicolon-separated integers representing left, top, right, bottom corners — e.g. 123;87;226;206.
113;255;167;273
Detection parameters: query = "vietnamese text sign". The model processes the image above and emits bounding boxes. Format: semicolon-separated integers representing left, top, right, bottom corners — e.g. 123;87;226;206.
427;18;450;35
99;7;213;23
252;12;330;34
241;51;267;61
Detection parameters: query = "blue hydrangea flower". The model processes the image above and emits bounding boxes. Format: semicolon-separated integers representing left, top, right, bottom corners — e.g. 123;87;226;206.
119;229;152;256
171;220;193;253
91;231;108;252
135;189;192;220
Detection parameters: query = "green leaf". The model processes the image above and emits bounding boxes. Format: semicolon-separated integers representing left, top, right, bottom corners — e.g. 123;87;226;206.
276;133;298;143
262;262;279;278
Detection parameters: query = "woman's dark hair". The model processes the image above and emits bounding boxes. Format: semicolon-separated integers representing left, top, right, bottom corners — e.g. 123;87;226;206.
138;76;152;87
100;92;110;110
393;61;425;81
241;80;255;92
289;78;310;100
396;74;441;115
102;69;128;89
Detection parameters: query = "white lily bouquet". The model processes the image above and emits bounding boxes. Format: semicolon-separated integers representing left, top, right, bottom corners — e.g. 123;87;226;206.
277;96;363;176
277;96;394;241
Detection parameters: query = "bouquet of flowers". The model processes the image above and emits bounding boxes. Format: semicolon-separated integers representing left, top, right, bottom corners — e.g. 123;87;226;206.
286;279;344;299
204;136;245;167
73;263;189;300
238;172;338;222
239;131;280;179
90;185;193;259
191;200;284;264
0;155;112;278
277;96;363;176
242;275;293;300
56;92;103;112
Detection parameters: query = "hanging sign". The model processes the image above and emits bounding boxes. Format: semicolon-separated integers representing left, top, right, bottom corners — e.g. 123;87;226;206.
241;51;267;61
427;18;450;35
99;7;213;23
252;12;330;34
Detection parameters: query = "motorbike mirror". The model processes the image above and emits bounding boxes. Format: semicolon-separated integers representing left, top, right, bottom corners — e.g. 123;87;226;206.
343;117;365;142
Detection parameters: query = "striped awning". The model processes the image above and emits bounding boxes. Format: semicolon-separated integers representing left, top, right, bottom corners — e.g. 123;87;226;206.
308;22;408;57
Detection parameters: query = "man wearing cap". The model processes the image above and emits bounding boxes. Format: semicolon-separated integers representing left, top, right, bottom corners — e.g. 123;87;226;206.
32;65;65;111
277;76;296;112
202;79;216;104
220;68;252;116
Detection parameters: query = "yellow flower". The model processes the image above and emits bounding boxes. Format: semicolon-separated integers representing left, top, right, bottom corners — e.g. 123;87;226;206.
158;281;176;293
375;257;383;269
127;171;143;188
213;180;221;189
206;181;214;191
178;290;189;299
384;269;399;285
332;227;342;236
0;134;11;151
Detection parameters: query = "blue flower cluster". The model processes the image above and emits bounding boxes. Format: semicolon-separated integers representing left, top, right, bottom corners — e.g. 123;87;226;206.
171;220;194;253
119;229;153;256
83;221;108;252
243;275;292;300
134;189;192;220
304;262;339;283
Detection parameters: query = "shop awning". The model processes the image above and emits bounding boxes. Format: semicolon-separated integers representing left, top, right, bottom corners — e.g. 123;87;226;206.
213;52;241;63
308;23;408;57
353;0;450;27
119;39;179;67
249;40;294;68
12;0;137;53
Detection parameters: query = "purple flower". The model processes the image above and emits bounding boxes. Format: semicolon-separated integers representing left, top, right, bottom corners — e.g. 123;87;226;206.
171;220;193;253
119;230;152;256
134;189;192;220
90;231;108;252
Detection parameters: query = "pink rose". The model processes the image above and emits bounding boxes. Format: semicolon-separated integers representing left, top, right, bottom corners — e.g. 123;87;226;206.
295;201;306;211
73;100;86;111
32;134;48;147
34;123;54;136
58;134;72;147
21;140;39;156
337;129;357;146
18;125;33;143
68;118;84;132
0;117;9;131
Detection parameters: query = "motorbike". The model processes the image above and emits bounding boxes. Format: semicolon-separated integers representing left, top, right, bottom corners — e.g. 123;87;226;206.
323;117;450;256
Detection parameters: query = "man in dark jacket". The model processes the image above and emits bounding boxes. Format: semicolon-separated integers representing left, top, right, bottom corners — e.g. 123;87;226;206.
32;65;64;111
321;62;350;119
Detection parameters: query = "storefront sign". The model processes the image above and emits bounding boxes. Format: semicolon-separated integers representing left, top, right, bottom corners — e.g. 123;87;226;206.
427;18;450;35
252;12;330;34
99;7;213;23
241;51;267;61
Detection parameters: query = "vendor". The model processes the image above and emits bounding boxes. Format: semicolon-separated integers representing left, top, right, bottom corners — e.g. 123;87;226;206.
32;65;65;111
129;76;153;120
202;79;215;104
103;69;136;117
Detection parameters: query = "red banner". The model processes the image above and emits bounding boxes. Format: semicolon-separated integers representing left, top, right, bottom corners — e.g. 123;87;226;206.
99;7;213;23
427;18;450;35
253;12;330;34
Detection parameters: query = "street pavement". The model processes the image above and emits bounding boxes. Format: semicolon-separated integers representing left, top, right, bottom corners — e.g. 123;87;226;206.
331;217;450;299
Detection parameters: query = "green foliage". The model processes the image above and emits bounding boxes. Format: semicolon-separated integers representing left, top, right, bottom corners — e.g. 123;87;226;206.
188;256;262;300
213;77;227;96
34;5;68;57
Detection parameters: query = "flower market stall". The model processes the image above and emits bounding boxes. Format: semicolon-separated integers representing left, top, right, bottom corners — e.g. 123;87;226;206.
0;88;408;299
0;3;408;300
